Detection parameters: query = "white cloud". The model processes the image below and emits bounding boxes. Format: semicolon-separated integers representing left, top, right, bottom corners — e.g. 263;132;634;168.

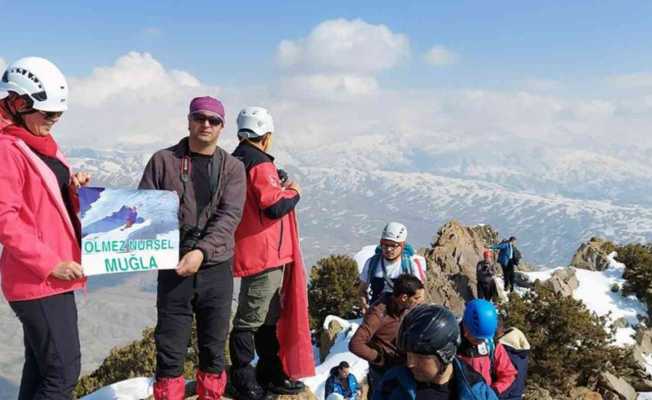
521;78;562;92
0;57;6;73
423;45;458;66
52;52;652;168
277;18;410;74
58;52;210;148
280;74;379;99
610;73;652;89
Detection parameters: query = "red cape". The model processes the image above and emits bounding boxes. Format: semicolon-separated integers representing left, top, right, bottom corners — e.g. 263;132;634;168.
276;211;316;379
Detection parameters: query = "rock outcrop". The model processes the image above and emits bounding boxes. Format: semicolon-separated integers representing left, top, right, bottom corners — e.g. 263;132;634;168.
545;268;579;297
423;220;498;314
598;372;637;400
570;237;614;271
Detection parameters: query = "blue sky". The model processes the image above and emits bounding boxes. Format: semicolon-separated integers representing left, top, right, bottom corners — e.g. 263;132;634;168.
2;1;652;92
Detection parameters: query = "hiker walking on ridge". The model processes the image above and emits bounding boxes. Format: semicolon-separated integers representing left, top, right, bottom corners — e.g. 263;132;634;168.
0;57;91;399
139;96;246;399
492;236;518;293
229;106;314;399
358;222;427;313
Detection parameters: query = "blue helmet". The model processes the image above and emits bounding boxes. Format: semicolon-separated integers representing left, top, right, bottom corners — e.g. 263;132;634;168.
463;299;498;340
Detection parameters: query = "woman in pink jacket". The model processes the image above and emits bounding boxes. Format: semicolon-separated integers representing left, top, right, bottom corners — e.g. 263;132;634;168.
0;57;90;400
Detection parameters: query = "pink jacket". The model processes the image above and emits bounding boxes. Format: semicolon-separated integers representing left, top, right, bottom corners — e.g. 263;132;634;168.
0;132;85;301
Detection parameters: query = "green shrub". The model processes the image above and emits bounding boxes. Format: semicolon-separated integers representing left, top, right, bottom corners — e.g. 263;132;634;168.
308;254;362;330
502;282;636;396
615;243;652;309
75;325;200;397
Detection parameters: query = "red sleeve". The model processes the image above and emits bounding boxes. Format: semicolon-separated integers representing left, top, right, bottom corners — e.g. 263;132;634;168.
249;162;299;218
0;144;61;280
493;344;518;394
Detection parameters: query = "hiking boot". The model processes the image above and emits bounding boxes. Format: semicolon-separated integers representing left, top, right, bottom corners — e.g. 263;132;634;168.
266;378;305;395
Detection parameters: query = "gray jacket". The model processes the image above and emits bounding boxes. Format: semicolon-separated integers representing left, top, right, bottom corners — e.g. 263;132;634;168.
138;137;246;265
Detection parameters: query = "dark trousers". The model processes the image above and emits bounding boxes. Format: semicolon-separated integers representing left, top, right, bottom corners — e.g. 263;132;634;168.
477;279;498;301
155;259;233;377
502;261;516;292
366;365;385;400
9;291;81;400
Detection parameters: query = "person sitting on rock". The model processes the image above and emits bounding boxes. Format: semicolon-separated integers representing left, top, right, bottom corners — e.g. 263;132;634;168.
325;361;361;400
349;274;425;399
458;300;517;397
358;222;427;313
476;250;498;301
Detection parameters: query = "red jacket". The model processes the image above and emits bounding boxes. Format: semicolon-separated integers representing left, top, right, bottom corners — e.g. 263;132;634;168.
232;142;300;277
458;341;517;394
0;131;85;301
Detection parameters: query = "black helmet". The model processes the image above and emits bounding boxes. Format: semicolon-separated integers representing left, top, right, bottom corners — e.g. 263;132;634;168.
398;304;460;364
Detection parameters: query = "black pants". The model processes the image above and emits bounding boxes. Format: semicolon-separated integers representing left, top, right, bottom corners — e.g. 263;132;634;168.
9;291;81;400
230;324;286;390
155;260;233;377
477;279;497;301
502;262;515;292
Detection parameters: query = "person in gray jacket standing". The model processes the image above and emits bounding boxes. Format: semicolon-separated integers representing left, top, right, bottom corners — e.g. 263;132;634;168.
139;96;246;400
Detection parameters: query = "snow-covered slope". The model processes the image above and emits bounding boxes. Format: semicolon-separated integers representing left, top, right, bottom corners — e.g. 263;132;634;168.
526;253;647;346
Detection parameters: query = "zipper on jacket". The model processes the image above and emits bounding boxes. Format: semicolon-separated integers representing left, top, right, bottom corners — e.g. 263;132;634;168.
278;218;284;257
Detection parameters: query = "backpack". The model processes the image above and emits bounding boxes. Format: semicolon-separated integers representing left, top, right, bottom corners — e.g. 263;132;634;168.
367;244;416;304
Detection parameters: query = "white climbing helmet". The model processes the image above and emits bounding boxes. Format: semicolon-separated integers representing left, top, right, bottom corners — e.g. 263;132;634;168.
0;57;68;112
237;106;274;140
382;222;408;242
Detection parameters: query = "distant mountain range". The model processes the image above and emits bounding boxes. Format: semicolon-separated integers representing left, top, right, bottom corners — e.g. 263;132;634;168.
64;140;652;266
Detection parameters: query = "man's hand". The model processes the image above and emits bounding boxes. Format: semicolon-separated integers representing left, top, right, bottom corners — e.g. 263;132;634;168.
360;297;369;314
72;171;92;188
51;261;84;280
286;181;302;196
176;249;204;277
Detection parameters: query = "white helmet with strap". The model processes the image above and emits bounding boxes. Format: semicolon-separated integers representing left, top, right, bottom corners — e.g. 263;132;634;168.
0;57;68;112
237;106;274;140
382;222;408;242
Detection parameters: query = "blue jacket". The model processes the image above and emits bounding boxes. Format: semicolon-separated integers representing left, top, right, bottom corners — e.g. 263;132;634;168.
492;242;513;267
373;359;499;400
325;368;360;399
499;346;529;400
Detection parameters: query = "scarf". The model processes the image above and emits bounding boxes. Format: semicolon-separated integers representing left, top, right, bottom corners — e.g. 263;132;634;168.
2;124;59;157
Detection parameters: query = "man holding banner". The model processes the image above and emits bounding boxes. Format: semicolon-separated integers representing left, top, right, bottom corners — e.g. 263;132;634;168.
229;106;315;400
139;96;246;399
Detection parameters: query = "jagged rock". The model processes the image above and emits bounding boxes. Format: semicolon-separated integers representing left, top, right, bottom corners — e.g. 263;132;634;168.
570;238;613;271
271;390;319;400
319;318;344;362
570;387;603;400
630;377;652;391
598;372;637;400
545;268;579;297
611;317;629;330
514;271;534;288
523;383;553;400
423;220;498;314
635;327;652;353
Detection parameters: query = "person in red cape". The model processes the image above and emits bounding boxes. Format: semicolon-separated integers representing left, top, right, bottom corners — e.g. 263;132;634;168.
230;106;315;400
0;57;91;399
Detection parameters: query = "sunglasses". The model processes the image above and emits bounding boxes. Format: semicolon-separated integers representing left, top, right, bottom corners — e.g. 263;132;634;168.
21;109;64;120
191;113;223;126
37;110;64;120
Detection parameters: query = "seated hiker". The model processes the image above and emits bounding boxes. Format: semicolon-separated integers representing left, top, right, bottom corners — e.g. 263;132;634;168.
358;222;427;313
349;274;425;399
496;320;530;400
373;304;502;400
458;300;517;397
325;361;361;400
476;250;498;301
